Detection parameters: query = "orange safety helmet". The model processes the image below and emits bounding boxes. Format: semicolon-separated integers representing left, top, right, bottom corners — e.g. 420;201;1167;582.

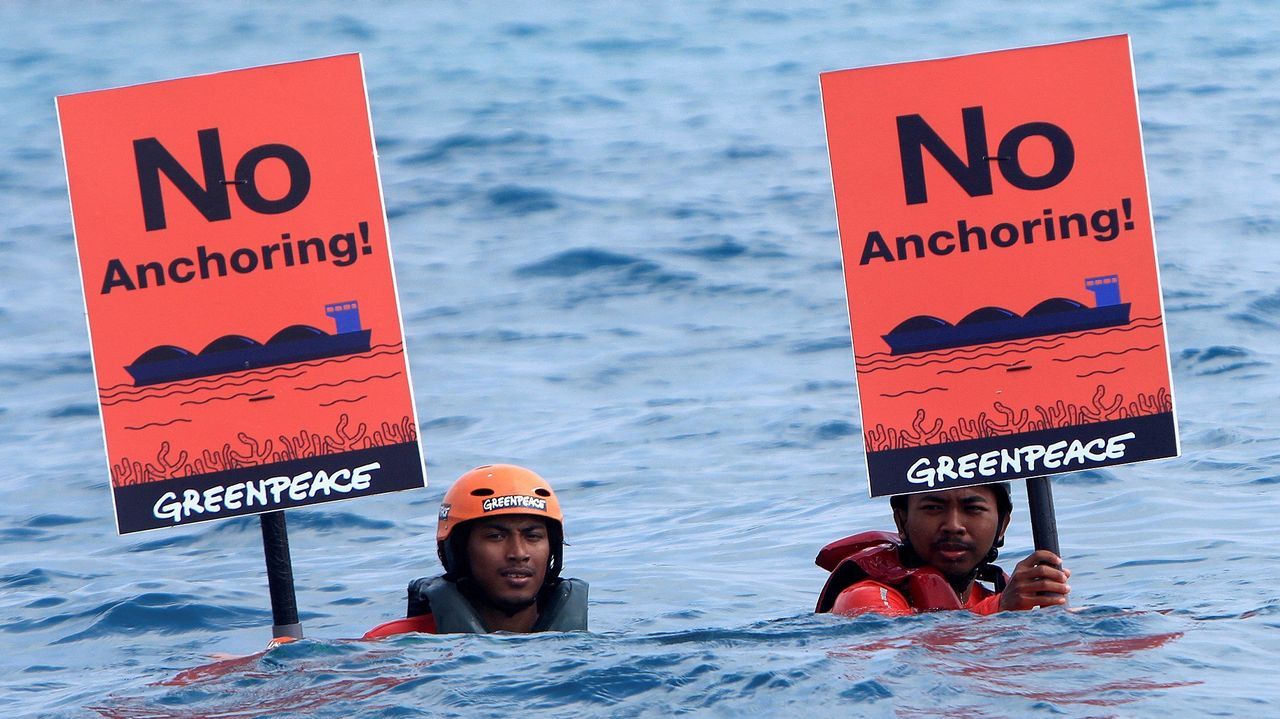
436;464;565;581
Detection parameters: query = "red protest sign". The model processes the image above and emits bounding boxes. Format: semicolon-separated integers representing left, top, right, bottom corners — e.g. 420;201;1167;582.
821;35;1178;497
58;54;426;533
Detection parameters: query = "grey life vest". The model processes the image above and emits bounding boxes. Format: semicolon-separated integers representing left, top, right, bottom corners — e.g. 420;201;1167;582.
406;575;589;634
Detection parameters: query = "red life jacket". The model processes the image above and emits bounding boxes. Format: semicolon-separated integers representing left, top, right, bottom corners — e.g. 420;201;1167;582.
814;530;1006;614
363;613;437;639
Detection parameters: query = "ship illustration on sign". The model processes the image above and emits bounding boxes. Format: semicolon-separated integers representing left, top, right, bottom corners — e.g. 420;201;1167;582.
125;301;372;386
882;275;1130;355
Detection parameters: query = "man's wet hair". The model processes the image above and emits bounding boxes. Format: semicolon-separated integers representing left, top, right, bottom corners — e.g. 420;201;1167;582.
890;482;1012;519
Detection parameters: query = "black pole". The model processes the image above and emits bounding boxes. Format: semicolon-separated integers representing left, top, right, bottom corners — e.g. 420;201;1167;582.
1024;476;1060;557
260;510;303;640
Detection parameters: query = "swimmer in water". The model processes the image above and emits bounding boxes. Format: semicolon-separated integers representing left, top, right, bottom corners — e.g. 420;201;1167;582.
364;464;587;636
815;483;1071;616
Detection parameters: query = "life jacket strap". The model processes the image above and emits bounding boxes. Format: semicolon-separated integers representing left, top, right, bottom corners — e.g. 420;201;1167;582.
533;578;589;632
406;575;589;633
408;575;488;634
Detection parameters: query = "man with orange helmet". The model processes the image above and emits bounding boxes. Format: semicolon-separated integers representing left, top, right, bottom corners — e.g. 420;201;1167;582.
815;483;1071;616
364;464;588;636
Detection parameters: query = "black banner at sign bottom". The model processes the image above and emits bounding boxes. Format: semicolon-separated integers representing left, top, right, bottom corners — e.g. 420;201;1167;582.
113;441;425;534
866;412;1177;497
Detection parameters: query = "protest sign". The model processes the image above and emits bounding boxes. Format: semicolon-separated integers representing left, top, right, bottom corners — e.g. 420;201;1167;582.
821;35;1178;497
59;54;425;532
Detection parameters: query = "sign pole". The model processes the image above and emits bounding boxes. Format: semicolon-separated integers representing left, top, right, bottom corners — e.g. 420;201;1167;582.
260;511;303;640
1024;476;1060;556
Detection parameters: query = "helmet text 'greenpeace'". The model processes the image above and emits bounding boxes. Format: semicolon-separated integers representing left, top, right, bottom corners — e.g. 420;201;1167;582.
481;495;548;513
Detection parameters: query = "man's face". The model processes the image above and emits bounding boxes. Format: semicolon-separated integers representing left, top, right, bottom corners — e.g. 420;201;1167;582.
465;515;550;608
894;486;1009;581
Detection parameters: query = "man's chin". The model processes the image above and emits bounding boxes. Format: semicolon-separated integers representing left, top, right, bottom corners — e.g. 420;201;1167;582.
494;586;539;603
930;555;979;580
484;580;540;608
487;591;539;616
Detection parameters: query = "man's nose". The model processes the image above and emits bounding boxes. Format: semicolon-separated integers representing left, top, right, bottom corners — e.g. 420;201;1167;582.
941;508;965;533
506;535;531;560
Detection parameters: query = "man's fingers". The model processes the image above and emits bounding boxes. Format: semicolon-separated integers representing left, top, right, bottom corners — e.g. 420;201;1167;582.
1022;564;1069;584
1015;586;1069;606
1031;580;1070;597
1006;552;1073;612
1027;550;1065;570
1038;569;1069;584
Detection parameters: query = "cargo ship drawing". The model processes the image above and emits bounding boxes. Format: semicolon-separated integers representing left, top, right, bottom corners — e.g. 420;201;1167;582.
125;301;372;386
882;275;1130;355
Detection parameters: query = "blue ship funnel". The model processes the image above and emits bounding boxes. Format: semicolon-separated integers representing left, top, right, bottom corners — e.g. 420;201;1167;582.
1084;275;1121;308
325;301;362;334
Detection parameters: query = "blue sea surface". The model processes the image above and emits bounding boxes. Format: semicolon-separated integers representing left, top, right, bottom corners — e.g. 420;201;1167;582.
3;1;1280;716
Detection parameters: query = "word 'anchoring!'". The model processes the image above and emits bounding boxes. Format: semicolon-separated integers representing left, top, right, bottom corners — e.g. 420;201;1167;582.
101;221;373;294
858;199;1135;266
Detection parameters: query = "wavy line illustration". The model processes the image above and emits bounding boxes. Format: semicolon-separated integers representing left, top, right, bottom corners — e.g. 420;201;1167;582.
320;395;368;407
855;313;1167;360
1077;368;1125;378
856;320;1164;368
881;387;947;398
860;335;1091;368
249;395;275;402
100;372;305;406
100;365;307;399
97;343;405;397
1052;345;1159;362
294;372;402;392
180;390;270;406
857;344;1066;375
937;361;1028;375
125;419;193;431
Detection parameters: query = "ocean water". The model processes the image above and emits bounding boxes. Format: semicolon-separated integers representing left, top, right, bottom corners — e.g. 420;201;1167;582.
3;1;1279;717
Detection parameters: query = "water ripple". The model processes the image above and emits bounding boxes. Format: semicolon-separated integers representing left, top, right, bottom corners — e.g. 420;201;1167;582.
516;248;649;278
9;593;262;643
485;185;559;215
400;132;551;166
83;611;1194;718
1176;345;1268;376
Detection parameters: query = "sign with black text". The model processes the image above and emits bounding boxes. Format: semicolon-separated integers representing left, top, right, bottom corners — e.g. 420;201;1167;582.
821;36;1178;497
58;54;426;533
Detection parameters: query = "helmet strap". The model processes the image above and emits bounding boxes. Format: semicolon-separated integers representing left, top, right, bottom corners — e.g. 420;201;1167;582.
546;522;564;582
897;536;924;568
